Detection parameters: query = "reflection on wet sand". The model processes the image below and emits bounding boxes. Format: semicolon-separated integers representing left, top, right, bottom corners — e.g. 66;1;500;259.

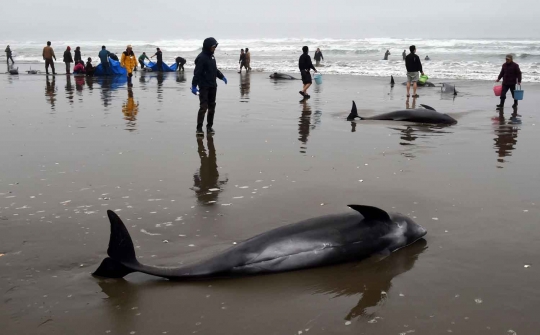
45;75;57;110
97;76;128;107
122;89;139;132
176;72;186;83
157;72;164;102
65;74;74;104
75;75;85;93
85;76;94;91
390;125;453;159
299;99;312;153
493;111;521;167
192;135;228;205
406;96;417;110
239;73;250;101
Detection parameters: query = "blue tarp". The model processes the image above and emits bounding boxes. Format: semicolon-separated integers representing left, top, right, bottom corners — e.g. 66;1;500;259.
145;61;176;72
94;58;127;76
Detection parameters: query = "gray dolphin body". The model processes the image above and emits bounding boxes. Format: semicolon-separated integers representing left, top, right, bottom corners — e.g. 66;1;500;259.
93;206;427;280
347;101;457;125
270;72;299;80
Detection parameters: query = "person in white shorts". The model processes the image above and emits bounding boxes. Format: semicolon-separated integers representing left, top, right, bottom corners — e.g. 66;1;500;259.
405;45;424;98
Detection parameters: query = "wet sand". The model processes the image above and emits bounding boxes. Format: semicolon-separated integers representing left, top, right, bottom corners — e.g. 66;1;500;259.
1;67;539;334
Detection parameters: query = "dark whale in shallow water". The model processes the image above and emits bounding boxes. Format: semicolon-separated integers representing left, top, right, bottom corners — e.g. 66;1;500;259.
270;72;299;80
347;101;457;125
93;206;427;280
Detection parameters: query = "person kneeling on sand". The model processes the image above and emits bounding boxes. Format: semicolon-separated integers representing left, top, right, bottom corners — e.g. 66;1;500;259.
298;46;317;98
85;57;95;76
73;60;86;74
405;45;424;98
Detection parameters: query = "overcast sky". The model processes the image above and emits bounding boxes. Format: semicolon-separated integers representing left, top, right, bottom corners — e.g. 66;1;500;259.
2;0;537;41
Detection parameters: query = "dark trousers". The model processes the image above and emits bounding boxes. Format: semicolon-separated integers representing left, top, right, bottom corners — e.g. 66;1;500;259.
501;84;517;104
7;55;14;63
139;60;145;69
45;58;55;74
65;62;71;74
197;87;217;129
176;62;184;71
102;62;110;75
156;61;163;72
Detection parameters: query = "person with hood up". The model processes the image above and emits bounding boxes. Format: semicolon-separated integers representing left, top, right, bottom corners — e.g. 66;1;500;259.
73;60;85;74
191;37;227;135
121;45;138;87
384;49;391;60
85;57;95;76
99;46;110;75
314;48;324;66
5;45;14;64
496;54;522;109
298;46;317;98
175;56;186;72
74;46;82;63
64;46;74;74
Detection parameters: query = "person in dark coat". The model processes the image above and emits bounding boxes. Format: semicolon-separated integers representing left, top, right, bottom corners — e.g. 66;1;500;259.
496;54;522;109
405;45;424;98
238;49;246;73
191;37;227;135
74;46;82;63
151;48;163;72
63;46;74;74
314;48;324;66
175;56;186;72
298;46;317;98
85;57;95;76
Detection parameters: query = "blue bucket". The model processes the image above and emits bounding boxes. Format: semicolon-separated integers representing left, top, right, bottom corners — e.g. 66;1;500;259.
314;73;323;85
514;84;524;100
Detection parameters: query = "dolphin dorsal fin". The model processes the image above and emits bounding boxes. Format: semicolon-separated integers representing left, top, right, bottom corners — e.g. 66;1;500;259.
420;104;436;111
348;205;391;222
390;75;395;85
346;101;359;120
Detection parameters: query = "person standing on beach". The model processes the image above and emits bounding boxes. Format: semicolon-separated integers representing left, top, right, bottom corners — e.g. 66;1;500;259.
99;46;110;75
43;41;56;75
191;37;227;135
384;49;391;60
121;45;138;87
402;50;406;61
138;52;149;69
5;45;14;64
175;56;186;72
405;45;424;98
85;57;95;76
314;48;324;66
496;54;522;109
151;48;163;72
74;46;82;63
238;49;246;73
63;46;73;74
245;48;251;71
298;46;317;98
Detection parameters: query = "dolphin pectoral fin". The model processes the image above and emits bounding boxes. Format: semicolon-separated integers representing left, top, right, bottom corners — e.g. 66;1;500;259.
419;104;436;111
346;101;361;121
347;205;391;223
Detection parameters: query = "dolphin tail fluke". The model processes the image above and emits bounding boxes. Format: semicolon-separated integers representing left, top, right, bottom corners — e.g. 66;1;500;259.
93;210;139;278
347;101;362;121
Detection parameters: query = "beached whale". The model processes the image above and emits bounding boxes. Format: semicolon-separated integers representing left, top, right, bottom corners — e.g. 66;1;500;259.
93;206;427;280
270;72;299;80
347;101;457;125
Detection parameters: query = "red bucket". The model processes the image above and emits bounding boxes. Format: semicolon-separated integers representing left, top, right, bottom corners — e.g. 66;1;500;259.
493;83;502;96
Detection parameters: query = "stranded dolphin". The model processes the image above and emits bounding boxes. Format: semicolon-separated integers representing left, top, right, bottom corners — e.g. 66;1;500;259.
347;101;457;125
270;72;299;80
93;206;427;280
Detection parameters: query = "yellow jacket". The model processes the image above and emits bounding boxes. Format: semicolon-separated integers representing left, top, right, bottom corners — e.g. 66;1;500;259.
121;52;138;72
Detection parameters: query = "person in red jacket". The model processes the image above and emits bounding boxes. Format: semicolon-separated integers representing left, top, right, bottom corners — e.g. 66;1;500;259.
496;54;522;109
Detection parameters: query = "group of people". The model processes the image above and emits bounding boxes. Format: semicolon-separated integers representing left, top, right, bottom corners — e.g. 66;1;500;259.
238;48;252;73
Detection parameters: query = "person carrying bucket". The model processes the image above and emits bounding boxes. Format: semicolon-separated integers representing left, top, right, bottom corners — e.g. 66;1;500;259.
496;54;522;110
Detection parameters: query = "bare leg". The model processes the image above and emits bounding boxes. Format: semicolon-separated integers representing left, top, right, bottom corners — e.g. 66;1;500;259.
406;81;411;96
302;83;312;95
413;82;417;96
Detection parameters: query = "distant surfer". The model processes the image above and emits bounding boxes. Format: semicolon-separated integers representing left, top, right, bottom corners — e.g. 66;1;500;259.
298;46;317;98
405;45;424;98
314;48;324;66
384;49;391;60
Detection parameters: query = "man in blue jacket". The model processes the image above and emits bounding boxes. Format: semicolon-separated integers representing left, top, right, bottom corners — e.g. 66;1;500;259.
191;37;227;135
99;46;110;75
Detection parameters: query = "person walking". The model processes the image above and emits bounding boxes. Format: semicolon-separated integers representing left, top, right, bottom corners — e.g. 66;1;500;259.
74;46;82;63
245;48;251;71
384;49;391;60
99;46;110;75
138;52;149;69
151;47;163;72
5;45;14;64
63;46;73;74
402;50;407;61
121;45;138;87
405;45;424;98
42;41;56;75
175;56;186;72
191;37;227;135
314;48;324;66
238;49;246;73
298;46;317;98
496;54;522;109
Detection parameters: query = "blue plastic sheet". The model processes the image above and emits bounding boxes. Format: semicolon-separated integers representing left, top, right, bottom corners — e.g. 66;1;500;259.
94;58;127;76
145;61;176;72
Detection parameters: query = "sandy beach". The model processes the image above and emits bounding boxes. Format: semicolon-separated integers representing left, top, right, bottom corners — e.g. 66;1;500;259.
1;66;540;334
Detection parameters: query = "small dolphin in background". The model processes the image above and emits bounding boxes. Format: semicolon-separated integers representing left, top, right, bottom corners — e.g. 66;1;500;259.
347;101;457;125
270;72;299;80
441;83;458;95
93;206;426;280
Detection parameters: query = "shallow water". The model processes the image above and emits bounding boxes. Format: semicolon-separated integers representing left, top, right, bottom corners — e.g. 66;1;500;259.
1;69;539;334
